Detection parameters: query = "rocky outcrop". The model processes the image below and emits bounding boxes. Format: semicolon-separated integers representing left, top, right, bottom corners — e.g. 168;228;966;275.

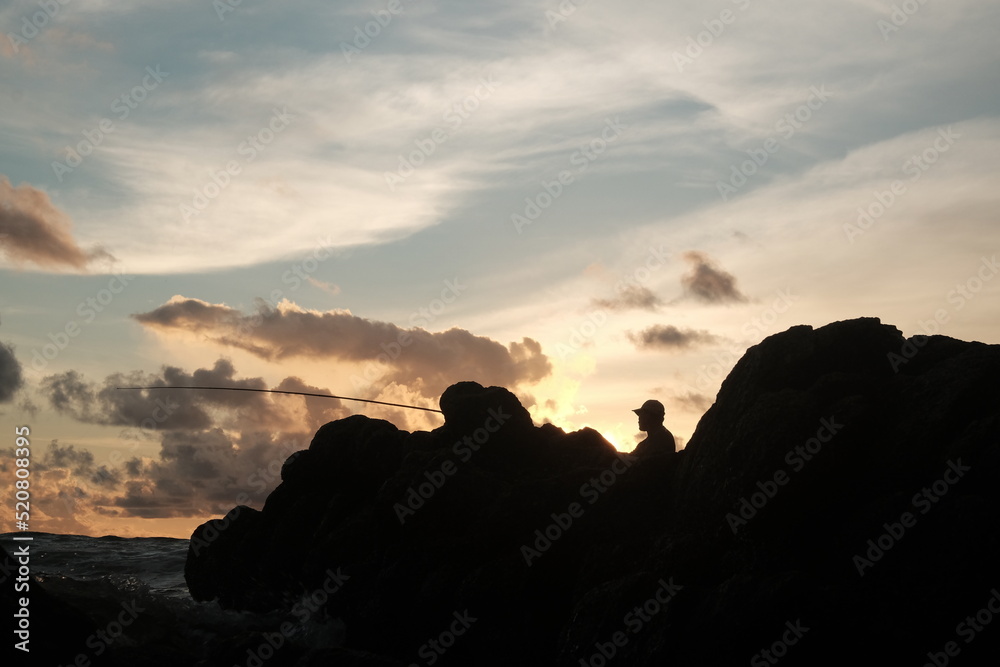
186;318;1000;666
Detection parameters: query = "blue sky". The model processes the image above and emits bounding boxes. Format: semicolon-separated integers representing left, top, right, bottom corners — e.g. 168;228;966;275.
1;0;999;537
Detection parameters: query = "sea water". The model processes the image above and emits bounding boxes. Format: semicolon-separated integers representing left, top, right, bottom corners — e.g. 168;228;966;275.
3;532;343;665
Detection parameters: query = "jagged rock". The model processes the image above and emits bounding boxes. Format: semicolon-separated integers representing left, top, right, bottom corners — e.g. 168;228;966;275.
185;318;1000;666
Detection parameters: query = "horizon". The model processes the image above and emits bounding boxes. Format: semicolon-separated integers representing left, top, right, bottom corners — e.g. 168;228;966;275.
2;0;999;540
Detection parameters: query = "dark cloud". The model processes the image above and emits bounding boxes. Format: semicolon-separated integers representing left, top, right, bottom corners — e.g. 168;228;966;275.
0;341;24;402
107;428;314;519
0;175;115;270
112;480;187;519
37;441;95;475
680;251;748;304
39;359;329;432
628;324;720;351
132;297;552;397
30;359;352;522
90;466;121;488
41;370;97;415
591;284;663;312
124;457;144;477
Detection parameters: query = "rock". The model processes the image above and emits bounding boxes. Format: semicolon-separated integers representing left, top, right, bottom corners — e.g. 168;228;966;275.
186;318;1000;665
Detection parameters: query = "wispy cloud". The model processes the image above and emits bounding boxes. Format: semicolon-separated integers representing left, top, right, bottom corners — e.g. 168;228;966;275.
307;276;342;296
592;284;663;312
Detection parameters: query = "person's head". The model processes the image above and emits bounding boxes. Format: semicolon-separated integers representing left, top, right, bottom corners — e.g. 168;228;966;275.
633;399;665;432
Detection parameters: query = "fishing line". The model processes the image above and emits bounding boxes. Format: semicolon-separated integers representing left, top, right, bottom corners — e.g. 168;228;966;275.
115;386;444;414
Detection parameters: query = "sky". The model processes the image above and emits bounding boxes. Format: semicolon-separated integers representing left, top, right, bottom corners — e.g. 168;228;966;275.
1;0;998;538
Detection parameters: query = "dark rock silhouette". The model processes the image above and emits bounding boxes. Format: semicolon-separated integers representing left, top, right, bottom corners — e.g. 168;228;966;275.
185;318;1000;666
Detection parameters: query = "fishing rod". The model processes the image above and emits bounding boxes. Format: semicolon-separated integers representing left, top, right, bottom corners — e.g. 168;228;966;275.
115;386;444;414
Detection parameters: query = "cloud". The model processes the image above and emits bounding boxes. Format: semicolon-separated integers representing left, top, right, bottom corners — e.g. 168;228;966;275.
0;176;115;271
132;297;552;397
592;284;663;312
0;341;24;402
39;358;346;433
679;251;748;304
105;428;314;519
36;441;94;474
628;324;720;351
23;359;354;524
0;441;119;533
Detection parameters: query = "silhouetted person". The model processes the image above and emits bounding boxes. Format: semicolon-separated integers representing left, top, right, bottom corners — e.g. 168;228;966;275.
631;399;676;457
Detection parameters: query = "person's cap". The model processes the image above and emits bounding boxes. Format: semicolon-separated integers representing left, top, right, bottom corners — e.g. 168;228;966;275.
632;399;665;418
